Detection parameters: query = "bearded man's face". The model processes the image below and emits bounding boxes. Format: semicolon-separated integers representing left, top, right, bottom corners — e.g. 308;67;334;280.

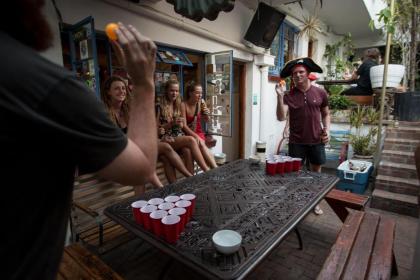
2;0;53;51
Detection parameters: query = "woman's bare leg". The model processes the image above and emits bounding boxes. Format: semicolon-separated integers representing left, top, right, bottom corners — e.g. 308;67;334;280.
134;172;163;195
149;172;164;188
133;185;145;196
198;140;218;168
170;136;210;171
159;142;192;177
181;147;194;174
160;156;177;184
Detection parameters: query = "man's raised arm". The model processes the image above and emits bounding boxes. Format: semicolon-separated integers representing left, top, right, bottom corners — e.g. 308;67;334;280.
97;23;158;185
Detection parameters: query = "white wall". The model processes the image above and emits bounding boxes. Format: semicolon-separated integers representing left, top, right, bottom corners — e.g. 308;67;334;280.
42;0;344;160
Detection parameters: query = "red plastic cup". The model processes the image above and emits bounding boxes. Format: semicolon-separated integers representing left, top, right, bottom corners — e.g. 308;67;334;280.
148;198;164;206
276;159;285;175
175;200;192;220
158;202;175;211
266;160;276;175
284;158;293;173
140;205;157;231
150;210;168;237
169;207;187;230
162;214;181;244
164;195;180;203
131;200;148;224
292;158;302;172
180;194;196;214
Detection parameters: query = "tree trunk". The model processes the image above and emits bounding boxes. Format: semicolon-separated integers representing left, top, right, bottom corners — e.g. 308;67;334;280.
409;0;418;91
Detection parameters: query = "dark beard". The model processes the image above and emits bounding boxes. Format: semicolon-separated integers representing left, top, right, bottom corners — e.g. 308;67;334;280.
1;0;54;51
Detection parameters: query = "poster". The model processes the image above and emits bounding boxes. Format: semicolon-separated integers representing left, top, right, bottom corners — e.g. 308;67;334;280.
79;39;88;60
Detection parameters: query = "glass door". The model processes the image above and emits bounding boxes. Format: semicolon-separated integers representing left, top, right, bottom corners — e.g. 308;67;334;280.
205;51;233;137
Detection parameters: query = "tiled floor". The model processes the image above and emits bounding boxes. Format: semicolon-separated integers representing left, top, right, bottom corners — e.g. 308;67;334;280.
101;197;419;280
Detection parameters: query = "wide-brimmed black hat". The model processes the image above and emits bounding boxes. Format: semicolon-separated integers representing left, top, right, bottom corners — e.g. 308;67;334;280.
280;57;323;78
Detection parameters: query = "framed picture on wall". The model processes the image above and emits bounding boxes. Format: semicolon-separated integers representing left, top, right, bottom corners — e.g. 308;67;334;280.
79;39;88;60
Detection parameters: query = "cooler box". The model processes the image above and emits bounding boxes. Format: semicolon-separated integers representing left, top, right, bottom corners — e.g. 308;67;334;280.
336;160;373;194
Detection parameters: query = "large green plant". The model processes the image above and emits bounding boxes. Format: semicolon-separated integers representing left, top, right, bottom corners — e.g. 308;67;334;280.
349;106;379;156
329;95;353;110
323;33;355;79
370;0;419;90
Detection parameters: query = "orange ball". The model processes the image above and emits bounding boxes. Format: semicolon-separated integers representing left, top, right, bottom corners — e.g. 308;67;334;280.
105;23;118;41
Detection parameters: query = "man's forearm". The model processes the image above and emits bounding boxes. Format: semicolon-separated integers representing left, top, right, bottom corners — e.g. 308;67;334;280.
322;111;331;132
128;84;158;170
276;95;286;121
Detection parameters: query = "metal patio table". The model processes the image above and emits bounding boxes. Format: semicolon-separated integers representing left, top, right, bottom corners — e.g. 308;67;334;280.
105;159;339;280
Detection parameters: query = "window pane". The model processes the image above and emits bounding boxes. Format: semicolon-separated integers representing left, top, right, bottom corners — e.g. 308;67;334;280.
269;31;280;73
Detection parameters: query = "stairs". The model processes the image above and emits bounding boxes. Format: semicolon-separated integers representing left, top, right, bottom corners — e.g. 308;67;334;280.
370;122;420;217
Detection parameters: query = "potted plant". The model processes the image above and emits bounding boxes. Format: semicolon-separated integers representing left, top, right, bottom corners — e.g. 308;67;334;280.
327;85;354;122
370;1;418;91
349;106;379;159
369;1;419;121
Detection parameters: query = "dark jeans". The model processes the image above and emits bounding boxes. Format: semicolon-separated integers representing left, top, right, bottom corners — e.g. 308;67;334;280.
288;143;326;166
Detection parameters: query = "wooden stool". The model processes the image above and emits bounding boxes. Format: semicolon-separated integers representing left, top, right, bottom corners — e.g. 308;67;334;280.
346;95;374;106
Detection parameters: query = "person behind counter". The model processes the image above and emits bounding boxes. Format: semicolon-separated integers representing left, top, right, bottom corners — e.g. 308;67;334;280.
157;79;210;173
341;48;381;96
181;82;218;169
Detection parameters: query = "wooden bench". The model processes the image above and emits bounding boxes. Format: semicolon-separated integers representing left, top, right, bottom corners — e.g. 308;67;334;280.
71;161;198;254
325;188;369;222
57;243;123;280
317;210;398;280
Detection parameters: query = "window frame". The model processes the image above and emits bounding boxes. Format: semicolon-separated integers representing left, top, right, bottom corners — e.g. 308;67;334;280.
268;21;299;78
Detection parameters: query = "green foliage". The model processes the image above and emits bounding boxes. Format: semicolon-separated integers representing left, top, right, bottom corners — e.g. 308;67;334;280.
350;132;376;156
329;94;352;110
323;33;355;78
327;85;353;110
325;85;345;95
349;105;379;156
370;0;420;90
349;106;366;129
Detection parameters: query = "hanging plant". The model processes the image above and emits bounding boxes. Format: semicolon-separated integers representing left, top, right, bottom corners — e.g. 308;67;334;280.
298;14;322;40
297;0;323;40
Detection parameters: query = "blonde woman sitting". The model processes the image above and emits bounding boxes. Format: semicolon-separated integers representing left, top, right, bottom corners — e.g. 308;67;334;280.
157;79;210;173
181;82;217;169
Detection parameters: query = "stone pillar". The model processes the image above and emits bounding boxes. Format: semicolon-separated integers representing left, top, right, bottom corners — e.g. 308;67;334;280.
254;53;275;151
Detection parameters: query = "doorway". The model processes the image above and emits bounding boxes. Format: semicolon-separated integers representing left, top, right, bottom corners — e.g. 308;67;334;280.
222;61;246;161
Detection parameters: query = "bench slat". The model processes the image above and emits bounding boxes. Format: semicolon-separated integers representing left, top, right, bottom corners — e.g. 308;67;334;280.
58;244;123;280
317;210;365;279
343;212;380;280
325;189;369;222
367;216;396;280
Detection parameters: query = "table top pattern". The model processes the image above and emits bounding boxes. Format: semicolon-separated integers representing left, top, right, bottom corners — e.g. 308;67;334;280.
105;159;339;279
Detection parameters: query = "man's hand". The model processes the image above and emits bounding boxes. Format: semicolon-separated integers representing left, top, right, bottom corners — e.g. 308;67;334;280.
175;117;184;129
162;135;175;143
115;23;156;88
321;129;330;144
275;83;286;97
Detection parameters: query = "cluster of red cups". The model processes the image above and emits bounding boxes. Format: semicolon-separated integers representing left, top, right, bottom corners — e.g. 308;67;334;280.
265;155;302;176
131;193;196;243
